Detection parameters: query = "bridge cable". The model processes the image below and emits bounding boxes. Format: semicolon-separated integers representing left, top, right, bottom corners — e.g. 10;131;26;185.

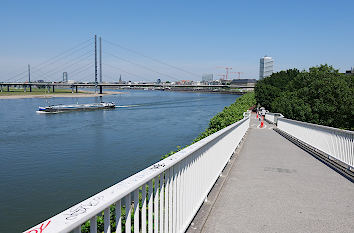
30;50;94;81
104;63;153;82
1;38;93;82
104;52;180;81
103;39;200;78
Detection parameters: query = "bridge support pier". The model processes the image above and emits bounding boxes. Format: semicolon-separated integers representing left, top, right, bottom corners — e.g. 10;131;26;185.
0;85;2;92
24;85;26;92
99;86;103;94
7;85;9;92
52;85;55;93
75;86;78;93
29;85;32;92
71;86;74;93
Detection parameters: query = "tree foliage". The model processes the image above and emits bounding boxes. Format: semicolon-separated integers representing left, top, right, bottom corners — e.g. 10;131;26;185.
255;64;354;130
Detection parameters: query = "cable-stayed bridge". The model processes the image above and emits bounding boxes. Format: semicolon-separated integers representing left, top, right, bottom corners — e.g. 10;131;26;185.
0;35;215;87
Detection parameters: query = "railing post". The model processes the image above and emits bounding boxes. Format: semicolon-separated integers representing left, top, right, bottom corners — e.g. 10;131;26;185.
104;207;111;233
115;200;122;233
125;194;131;233
148;180;153;233
141;184;147;233
90;216;97;233
154;176;159;233
134;189;140;233
159;173;165;233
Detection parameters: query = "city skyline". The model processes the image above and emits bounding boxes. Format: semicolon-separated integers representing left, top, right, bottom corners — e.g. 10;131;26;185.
1;0;353;82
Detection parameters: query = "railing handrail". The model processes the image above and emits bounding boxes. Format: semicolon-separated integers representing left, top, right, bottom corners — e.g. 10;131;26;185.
25;116;249;233
266;112;284;117
278;117;354;135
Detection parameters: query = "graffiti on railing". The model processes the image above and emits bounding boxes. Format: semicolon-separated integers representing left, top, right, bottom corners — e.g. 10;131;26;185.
64;196;104;220
25;220;51;233
150;163;166;170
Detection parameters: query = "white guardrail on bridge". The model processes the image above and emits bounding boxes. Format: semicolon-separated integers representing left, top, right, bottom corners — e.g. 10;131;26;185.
25;114;251;233
277;118;354;169
264;113;284;125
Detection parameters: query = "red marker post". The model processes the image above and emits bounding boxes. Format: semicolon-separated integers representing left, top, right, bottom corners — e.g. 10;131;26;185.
260;115;264;128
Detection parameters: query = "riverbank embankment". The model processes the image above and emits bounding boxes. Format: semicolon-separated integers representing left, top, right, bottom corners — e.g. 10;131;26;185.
0;90;124;99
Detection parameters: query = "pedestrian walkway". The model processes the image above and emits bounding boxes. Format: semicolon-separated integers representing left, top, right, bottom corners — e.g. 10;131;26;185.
200;114;354;233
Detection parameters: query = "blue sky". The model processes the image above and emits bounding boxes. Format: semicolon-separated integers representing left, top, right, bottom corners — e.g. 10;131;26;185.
0;0;353;82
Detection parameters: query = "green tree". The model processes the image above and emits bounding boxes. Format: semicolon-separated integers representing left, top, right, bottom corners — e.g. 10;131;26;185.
256;64;354;130
255;83;281;110
271;92;312;122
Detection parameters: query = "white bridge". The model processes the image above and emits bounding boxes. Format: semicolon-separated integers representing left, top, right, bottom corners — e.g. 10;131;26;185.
25;112;354;233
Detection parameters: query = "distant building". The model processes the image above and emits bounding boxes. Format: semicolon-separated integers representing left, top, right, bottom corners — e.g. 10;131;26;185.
230;79;256;91
62;72;68;82
345;68;354;75
176;80;193;85
230;79;257;86
219;79;230;85
202;74;213;83
259;56;274;79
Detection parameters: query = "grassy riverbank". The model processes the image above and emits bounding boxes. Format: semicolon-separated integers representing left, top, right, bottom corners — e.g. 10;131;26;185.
0;87;77;95
0;88;123;99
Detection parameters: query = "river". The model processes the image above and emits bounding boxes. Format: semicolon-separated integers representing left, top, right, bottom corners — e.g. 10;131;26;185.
0;90;239;232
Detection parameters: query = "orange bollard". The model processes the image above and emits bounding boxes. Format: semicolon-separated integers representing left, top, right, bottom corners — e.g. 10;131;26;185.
256;113;258;118
260;121;264;128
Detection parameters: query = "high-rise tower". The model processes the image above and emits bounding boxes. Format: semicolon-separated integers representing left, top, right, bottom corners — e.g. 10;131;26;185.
259;56;274;79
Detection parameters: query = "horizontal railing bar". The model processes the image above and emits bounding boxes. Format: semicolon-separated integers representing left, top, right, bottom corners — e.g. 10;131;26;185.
277;116;353;169
278;117;354;135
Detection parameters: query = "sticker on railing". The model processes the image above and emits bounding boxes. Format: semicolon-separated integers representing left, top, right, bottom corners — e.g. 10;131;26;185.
25;220;51;233
64;196;104;220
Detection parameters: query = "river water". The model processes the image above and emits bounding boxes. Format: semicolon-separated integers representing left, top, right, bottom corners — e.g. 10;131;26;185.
0;90;239;232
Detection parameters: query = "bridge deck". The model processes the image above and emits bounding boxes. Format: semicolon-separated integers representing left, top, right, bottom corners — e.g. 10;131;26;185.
197;114;354;233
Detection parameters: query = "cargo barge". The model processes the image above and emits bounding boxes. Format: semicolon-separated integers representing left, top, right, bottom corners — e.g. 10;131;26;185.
37;102;115;113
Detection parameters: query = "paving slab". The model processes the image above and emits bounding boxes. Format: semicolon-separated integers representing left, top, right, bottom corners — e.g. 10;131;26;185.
200;114;354;233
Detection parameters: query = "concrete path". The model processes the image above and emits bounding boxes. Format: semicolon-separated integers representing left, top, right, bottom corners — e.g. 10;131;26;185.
200;114;354;233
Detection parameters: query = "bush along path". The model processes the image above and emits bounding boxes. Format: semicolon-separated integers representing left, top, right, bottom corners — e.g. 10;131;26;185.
162;92;256;159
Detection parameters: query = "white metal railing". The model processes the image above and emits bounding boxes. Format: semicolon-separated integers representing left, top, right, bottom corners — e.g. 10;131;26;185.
277;118;354;169
24;116;250;233
265;113;283;124
243;110;252;118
